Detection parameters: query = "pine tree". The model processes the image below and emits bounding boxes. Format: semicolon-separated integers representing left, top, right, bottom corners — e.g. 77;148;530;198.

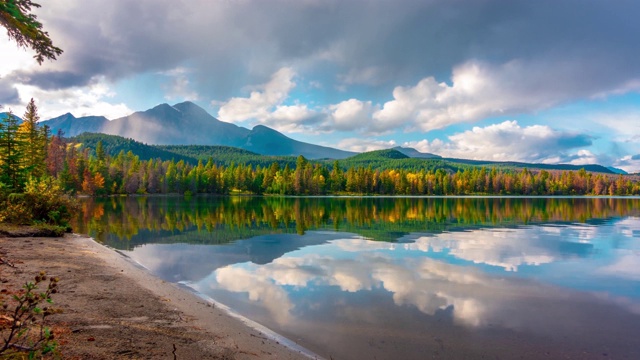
0;111;27;190
18;98;47;178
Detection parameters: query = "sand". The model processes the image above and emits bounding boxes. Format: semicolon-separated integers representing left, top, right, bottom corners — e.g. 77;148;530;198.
0;234;314;359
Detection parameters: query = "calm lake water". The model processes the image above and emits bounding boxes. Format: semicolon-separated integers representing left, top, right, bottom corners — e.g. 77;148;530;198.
74;196;640;359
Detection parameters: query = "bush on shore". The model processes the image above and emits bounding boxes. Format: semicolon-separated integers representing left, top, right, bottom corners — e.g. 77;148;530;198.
0;177;78;235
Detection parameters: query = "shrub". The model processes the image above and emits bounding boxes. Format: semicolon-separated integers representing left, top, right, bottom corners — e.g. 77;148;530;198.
0;271;61;358
0;177;79;228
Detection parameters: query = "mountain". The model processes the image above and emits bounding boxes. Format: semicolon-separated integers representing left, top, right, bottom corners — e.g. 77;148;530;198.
101;102;250;145
35;102;620;171
41;113;108;136
71;133;194;163
443;158;615;174
338;149;461;172
606;166;627;175
337;149;616;174
40;101;355;159
347;149;409;161
393;146;441;159
240;125;356;159
0;112;23;123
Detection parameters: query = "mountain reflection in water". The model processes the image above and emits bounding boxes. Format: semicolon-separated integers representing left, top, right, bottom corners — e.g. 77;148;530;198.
74;196;640;359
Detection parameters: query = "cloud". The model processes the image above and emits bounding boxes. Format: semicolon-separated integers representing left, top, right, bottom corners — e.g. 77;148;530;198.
0;78;20;105
9;78;133;119
211;249;489;327
335;138;397;153
371;59;640;134
613;155;640;174
405;120;594;163
9;70;93;91
402;228;560;272
326;99;376;131
160;67;199;102
587;110;640;143
214;265;295;324
0;33;39;77
338;66;388;86
217;67;323;132
218;67;296;122
207;230;623;332
5;0;639;113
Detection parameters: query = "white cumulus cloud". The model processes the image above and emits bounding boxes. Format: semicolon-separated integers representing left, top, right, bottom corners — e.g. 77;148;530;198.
8;77;133;119
218;67;296;123
217;67;324;132
327;99;376;131
369;59;640;134
335;138;397;153
405;120;594;163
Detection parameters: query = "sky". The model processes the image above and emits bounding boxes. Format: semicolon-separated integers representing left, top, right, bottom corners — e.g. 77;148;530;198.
1;0;640;172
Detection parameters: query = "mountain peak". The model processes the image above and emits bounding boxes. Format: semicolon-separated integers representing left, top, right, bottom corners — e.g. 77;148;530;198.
393;146;441;159
55;112;76;120
172;101;212;118
38;101;353;159
249;124;288;138
173;100;198;108
151;103;175;111
143;103;181;119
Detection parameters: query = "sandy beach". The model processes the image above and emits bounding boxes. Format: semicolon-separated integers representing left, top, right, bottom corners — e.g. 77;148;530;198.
0;233;312;359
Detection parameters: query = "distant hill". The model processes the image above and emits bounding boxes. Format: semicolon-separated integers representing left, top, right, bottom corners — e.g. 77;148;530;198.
393;146;441;159
0;112;23;123
337;149;463;172
347;149;409;161
443;158;615;174
334;149;616;174
606;166;627;175
240;125;356;159
40;102;355;160
157;145;298;168
71;133;194;163
43;113;108;136
71;133;299;168
71;133;620;176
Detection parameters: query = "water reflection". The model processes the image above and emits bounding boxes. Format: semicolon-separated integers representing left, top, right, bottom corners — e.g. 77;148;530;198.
75;196;640;359
74;196;640;249
190;228;640;359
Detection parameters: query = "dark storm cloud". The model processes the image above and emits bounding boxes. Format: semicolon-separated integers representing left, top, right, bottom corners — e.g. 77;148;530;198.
15;0;640;101
0;78;20;105
9;70;90;90
632;154;640;161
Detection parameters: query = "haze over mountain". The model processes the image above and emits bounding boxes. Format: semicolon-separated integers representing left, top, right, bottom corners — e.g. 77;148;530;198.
392;146;441;159
40;102;356;159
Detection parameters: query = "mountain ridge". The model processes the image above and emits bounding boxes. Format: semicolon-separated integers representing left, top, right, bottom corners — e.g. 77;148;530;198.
34;103;617;172
39;102;355;159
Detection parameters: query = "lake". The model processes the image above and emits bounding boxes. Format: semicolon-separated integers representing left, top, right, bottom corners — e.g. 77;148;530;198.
74;196;640;359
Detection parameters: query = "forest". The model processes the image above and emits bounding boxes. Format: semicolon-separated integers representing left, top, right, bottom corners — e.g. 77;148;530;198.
2;102;640;201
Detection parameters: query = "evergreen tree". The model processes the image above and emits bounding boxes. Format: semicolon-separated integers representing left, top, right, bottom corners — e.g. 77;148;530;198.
18;98;47;178
0;111;26;190
0;0;63;64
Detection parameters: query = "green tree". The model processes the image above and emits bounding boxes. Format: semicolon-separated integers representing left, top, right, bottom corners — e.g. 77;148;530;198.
0;111;26;190
18;98;48;178
0;0;63;64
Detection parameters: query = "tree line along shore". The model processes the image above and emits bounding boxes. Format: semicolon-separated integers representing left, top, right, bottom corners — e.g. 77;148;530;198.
1;100;640;230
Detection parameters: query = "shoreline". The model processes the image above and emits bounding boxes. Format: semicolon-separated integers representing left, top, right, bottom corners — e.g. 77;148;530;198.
0;233;314;359
114;246;322;359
